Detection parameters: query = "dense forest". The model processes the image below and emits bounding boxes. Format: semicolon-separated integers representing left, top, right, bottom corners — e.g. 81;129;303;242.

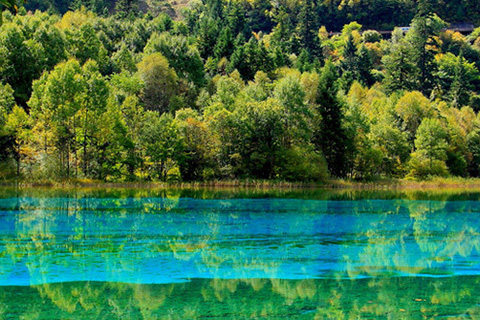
20;0;480;31
0;0;480;182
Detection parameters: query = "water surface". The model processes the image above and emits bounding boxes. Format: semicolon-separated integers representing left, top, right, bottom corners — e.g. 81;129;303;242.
1;187;480;319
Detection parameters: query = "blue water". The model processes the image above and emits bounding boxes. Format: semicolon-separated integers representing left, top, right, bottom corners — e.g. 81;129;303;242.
1;196;480;286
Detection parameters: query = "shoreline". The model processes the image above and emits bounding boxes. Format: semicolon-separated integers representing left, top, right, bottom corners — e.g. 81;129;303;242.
1;177;480;190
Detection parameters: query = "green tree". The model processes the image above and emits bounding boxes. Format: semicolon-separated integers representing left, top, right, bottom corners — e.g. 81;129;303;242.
314;61;348;177
111;44;137;74
176;109;217;181
28;59;110;179
467;129;480;177
406;12;446;94
225;1;246;36
409;118;449;177
114;0;139;18
28;59;85;178
278;145;328;181
296;0;319;55
140;112;184;181
434;53;480;107
357;44;375;86
0;0;23;25
0;82;15;169
91;104;132;180
228;37;272;80
118;95;145;179
32;23;67;72
235;99;285;179
0;23;38;105
339;34;361;89
0;82;15;117
5;105;32;176
214;26;234;60
196;17;219;59
205;0;223;19
382;28;418;93
394;91;436;143
77;60;109;176
144;32;205;86
66;23;108;69
123;19;155;53
137;53;179;113
270;7;296;53
273;74;311;144
211;73;243;110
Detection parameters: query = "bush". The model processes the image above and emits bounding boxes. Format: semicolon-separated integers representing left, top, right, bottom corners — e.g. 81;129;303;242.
279;146;329;182
408;154;449;179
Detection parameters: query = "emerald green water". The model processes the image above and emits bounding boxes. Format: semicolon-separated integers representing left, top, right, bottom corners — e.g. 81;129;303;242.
1;187;480;319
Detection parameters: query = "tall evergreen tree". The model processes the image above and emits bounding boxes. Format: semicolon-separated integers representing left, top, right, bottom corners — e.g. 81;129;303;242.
205;0;223;20
297;0;320;56
382;28;418;93
114;0;139;18
315;61;348;177
408;0;444;95
197;16;219;59
340;34;359;89
271;8;295;53
214;26;234;59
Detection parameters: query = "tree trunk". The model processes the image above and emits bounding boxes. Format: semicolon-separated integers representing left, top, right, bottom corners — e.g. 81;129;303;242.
83;108;88;176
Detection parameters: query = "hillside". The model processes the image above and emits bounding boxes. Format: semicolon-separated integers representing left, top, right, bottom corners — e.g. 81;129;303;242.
0;0;479;182
22;0;480;31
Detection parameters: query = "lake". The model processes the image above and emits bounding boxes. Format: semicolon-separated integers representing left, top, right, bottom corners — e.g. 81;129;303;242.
1;187;480;319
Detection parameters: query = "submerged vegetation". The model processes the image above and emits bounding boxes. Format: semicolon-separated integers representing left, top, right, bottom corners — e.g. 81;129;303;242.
0;0;480;182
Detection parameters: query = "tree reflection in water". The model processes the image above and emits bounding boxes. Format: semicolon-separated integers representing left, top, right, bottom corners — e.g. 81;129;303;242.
0;187;480;319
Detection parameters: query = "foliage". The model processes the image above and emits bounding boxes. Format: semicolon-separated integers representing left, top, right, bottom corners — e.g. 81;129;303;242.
136;52;178;113
409;118;449;178
1;4;480;182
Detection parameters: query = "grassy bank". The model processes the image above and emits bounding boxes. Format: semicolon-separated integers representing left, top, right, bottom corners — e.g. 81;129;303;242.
330;177;480;189
2;176;480;190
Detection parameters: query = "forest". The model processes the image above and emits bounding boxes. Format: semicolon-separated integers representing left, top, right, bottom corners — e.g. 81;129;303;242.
0;0;480;182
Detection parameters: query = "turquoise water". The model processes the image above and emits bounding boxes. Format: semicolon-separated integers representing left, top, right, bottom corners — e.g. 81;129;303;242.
1;188;480;319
